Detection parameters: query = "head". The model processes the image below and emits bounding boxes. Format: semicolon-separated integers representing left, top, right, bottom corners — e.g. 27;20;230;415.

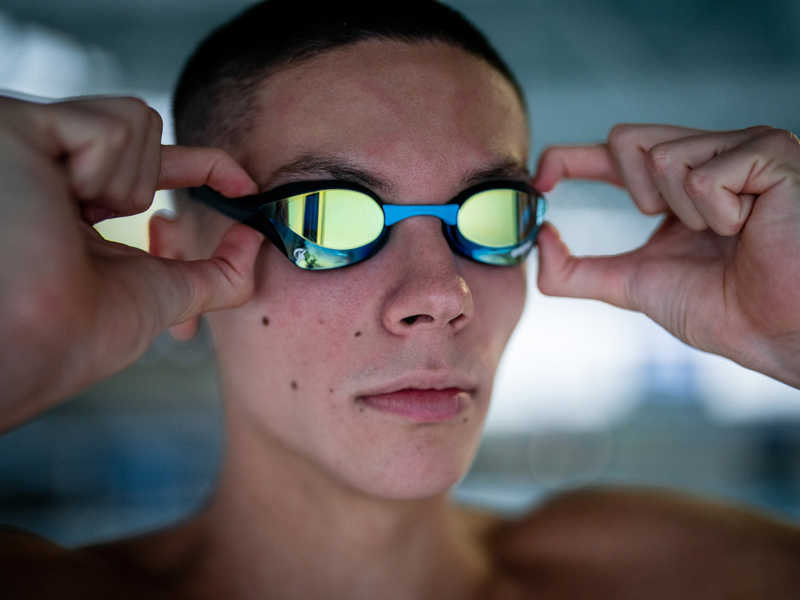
155;0;530;499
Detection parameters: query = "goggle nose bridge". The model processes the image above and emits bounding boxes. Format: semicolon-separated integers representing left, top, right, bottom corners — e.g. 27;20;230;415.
382;204;459;227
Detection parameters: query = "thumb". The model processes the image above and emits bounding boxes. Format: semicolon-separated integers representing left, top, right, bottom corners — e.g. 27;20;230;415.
159;223;264;327
536;222;635;310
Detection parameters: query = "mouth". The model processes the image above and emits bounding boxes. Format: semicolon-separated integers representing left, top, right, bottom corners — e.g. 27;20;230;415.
357;387;472;422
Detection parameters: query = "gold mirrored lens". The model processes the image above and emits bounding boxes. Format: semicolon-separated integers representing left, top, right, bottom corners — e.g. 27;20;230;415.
458;189;534;247
279;189;384;250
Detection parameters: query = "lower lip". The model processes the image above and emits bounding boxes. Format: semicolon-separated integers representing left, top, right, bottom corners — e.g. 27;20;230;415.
358;388;470;422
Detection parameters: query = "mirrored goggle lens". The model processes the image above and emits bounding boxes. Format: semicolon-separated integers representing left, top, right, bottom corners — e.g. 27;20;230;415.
262;189;384;250
457;189;539;248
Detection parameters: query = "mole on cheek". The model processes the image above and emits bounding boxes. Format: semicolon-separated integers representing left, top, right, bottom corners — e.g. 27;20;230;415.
291;381;298;390
354;331;362;338
262;316;270;326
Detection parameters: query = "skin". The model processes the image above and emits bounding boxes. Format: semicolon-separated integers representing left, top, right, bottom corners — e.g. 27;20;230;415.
1;38;800;599
142;41;530;599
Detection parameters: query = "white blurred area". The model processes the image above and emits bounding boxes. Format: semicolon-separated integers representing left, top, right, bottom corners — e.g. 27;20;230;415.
0;11;117;98
1;6;799;434
0;10;175;250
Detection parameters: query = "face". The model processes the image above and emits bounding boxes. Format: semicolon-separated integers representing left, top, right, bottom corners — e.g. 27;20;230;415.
196;40;529;498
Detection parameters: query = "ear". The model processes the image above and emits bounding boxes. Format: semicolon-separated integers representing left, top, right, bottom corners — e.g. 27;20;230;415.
149;212;201;342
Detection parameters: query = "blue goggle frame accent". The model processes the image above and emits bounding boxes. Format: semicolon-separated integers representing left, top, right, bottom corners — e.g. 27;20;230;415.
188;179;546;270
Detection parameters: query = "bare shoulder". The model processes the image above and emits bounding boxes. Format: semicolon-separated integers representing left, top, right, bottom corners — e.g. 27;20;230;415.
87;517;205;584
0;525;171;600
489;487;800;600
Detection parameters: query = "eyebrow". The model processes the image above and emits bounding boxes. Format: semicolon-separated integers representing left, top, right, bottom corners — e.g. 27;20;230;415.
263;155;396;195
460;159;531;188
263;155;530;196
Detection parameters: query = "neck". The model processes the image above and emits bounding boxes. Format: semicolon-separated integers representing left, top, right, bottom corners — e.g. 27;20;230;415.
181;404;489;600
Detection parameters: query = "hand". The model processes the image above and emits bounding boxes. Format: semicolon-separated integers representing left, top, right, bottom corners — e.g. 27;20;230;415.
0;95;263;431
533;125;800;388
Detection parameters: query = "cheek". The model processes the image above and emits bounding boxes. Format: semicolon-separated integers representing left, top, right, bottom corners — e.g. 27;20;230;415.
216;248;379;382
467;263;527;360
206;253;376;444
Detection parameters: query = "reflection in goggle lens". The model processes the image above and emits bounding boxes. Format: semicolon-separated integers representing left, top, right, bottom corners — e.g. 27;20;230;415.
276;189;385;250
458;189;535;247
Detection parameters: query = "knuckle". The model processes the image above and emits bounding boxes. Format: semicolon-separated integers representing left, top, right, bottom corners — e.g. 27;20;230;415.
683;168;713;200
208;146;231;164
536;269;555;296
95;187;126;208
717;221;741;237
114;96;150;119
637;196;667;216
538;146;561;163
755;126;798;150
537;276;559;298
127;186;154;211
607;123;637;153
104;117;134;150
105;97;153;138
645;143;678;178
745;124;775;137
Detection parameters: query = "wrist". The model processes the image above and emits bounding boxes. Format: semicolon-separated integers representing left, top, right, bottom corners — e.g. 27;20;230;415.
722;328;800;391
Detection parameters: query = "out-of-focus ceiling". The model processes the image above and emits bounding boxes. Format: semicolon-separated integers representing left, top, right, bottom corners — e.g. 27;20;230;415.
0;0;798;91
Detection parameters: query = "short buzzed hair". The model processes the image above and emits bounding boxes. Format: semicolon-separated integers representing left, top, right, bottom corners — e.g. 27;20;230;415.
173;0;524;149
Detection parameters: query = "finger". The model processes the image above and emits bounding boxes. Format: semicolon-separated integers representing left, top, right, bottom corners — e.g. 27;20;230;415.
158;146;258;197
682;127;800;236
155;223;264;329
36;103;131;201
645;147;707;231
607;124;704;215
15;97;163;217
533;145;624;192
95;103;162;210
536;222;635;310
68;97;157;209
645;127;769;232
110;107;164;217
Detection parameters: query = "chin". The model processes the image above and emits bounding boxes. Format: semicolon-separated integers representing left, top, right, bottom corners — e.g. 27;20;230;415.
329;429;483;500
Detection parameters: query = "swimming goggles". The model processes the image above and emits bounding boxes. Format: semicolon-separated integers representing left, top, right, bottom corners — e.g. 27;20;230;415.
188;179;546;270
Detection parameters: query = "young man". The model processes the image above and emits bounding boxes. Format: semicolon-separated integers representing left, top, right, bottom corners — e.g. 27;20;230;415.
1;1;799;598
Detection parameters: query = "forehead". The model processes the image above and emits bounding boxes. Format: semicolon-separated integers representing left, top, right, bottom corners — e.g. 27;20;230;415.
236;39;529;198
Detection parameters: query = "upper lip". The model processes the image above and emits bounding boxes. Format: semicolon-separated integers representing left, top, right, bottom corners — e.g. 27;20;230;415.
357;371;478;398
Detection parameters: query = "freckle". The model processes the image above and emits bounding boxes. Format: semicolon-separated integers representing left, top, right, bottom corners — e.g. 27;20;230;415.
291;381;298;390
462;417;468;423
329;389;333;393
354;331;361;337
359;407;364;412
319;318;324;325
261;316;269;326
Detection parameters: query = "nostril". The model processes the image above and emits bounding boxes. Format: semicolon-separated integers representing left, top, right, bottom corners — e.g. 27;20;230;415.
449;313;465;325
402;314;434;325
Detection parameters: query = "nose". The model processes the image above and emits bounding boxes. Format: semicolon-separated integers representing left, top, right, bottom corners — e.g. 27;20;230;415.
380;218;474;336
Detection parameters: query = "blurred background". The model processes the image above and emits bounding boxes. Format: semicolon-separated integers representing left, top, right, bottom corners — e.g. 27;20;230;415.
1;0;799;546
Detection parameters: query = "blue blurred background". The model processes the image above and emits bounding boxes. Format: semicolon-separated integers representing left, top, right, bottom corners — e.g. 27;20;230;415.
1;0;799;546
